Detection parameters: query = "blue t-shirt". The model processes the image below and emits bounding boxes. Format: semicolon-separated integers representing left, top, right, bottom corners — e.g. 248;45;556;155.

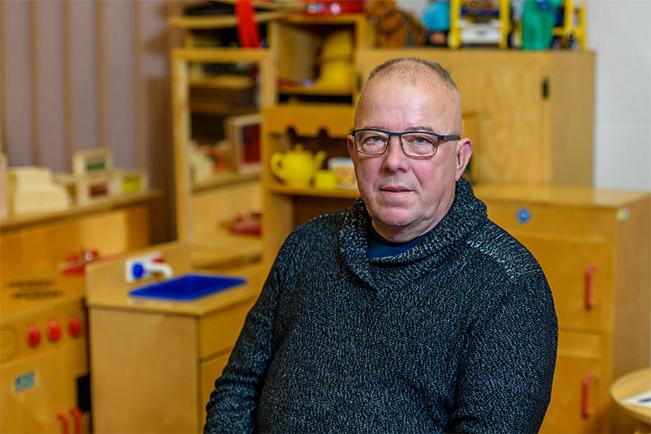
367;224;430;259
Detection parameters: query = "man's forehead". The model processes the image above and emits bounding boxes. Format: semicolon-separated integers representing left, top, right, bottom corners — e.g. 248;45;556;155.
355;71;461;130
357;73;458;110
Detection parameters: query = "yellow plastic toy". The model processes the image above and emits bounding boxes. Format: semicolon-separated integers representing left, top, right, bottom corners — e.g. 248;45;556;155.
552;0;587;49
271;145;327;188
314;30;354;91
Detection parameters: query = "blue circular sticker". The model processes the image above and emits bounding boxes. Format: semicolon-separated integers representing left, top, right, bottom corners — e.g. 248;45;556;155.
517;208;531;223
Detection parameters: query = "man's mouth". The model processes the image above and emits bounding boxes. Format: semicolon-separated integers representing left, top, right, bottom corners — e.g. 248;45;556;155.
380;185;412;193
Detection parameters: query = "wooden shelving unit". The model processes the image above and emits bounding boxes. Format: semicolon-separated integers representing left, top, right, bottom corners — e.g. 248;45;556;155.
171;48;274;268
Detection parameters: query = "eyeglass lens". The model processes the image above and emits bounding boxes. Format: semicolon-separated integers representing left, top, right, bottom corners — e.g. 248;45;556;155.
354;130;439;157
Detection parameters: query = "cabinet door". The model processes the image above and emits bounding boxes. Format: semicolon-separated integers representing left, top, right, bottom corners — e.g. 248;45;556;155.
445;54;550;184
0;343;86;433
515;235;612;331
199;352;230;426
541;331;607;433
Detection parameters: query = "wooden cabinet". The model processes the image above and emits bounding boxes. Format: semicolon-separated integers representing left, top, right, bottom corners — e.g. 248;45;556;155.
86;243;267;433
474;184;650;433
356;49;595;186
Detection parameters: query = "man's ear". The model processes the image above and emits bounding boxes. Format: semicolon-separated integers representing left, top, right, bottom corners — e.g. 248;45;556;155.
454;138;472;181
346;135;356;160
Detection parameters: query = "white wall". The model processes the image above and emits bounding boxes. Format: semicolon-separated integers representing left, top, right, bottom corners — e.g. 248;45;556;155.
397;0;651;190
587;0;651;190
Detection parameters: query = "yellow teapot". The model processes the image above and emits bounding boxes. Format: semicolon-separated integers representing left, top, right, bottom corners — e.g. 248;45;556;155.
271;145;327;188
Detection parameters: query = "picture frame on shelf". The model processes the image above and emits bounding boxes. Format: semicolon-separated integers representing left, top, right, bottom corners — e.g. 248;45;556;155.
226;113;262;174
73;148;113;175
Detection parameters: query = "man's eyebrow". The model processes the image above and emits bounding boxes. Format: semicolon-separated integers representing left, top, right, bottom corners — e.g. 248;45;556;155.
358;125;435;132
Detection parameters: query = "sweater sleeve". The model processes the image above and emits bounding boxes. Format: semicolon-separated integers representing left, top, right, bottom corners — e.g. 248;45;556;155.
204;232;298;433
447;270;558;433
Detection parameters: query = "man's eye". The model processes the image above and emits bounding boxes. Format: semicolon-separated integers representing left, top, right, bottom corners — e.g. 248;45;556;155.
363;135;386;144
404;134;436;145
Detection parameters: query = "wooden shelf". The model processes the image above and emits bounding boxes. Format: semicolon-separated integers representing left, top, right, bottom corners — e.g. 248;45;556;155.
268;183;359;199
0;190;162;232
190;75;254;90
169;11;291;30
190;101;258;115
279;85;352;96
193;171;260;193
282;14;366;25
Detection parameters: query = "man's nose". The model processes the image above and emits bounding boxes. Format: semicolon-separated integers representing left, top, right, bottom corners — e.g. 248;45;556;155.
382;136;409;171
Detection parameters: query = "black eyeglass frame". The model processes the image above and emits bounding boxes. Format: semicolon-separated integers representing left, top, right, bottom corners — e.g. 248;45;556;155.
350;128;461;159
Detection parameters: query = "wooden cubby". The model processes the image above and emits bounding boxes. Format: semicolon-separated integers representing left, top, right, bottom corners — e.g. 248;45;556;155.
262;103;357;262
269;14;374;103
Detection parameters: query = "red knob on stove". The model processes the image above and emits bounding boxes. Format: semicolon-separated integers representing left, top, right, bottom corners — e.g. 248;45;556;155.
26;326;41;347
68;317;82;338
48;320;62;342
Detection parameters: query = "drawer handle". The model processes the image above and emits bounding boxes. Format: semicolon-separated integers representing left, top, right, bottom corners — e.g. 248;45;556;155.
584;265;596;310
56;412;69;434
582;372;593;419
69;407;83;434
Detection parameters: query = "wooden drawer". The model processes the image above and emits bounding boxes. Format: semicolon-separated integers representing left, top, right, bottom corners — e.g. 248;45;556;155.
541;330;608;433
197;299;255;359
484;201;613;241
198;352;230;427
514;235;612;332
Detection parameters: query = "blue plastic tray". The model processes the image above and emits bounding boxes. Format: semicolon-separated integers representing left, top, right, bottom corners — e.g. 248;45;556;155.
129;273;246;301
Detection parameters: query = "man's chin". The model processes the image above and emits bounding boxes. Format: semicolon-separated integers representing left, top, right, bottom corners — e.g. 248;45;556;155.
373;211;415;231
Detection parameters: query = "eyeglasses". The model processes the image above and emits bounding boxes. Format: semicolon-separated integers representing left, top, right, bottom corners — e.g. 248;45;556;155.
351;128;460;159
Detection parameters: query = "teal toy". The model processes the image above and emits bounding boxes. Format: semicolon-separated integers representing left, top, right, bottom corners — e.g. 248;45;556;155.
521;0;562;50
422;0;451;46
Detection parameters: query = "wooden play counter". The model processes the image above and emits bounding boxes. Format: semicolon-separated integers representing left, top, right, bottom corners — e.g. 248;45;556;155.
86;242;268;433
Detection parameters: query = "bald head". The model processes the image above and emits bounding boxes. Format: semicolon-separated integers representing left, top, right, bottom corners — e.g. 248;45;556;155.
356;58;462;133
362;57;459;93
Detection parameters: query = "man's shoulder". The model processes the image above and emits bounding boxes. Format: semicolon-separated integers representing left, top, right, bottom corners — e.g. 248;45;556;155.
290;208;348;238
464;220;543;282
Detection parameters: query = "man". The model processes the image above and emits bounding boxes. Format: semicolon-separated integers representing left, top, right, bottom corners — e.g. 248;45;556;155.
205;57;557;433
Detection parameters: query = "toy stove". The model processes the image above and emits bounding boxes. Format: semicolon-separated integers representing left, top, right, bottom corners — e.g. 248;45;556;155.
0;274;90;433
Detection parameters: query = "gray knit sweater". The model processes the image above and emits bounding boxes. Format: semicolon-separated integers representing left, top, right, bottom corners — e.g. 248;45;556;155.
205;179;557;433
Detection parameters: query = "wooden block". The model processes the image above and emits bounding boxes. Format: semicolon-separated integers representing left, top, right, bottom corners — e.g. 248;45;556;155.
73;148;113;175
7;166;52;187
55;172;116;206
114;169;149;194
226;113;262;174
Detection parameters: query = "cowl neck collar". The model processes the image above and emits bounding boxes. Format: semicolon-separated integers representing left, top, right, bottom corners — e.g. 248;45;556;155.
337;178;487;293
